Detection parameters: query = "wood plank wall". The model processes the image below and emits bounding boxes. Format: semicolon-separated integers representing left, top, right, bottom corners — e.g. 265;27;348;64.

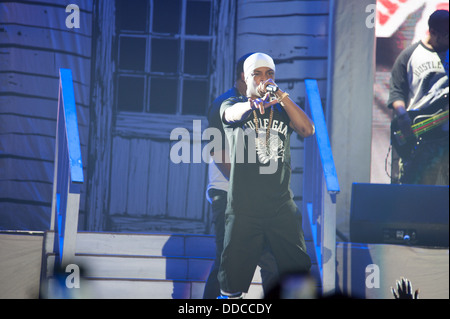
107;120;210;232
0;0;92;230
0;0;329;234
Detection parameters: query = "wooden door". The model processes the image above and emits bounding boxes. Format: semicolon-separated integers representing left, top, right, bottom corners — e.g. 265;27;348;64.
85;0;236;233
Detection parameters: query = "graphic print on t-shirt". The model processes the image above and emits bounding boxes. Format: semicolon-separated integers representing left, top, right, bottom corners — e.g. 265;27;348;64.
243;114;290;164
255;131;284;164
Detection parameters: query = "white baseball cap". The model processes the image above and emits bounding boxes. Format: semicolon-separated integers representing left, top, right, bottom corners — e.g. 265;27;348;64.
243;52;276;81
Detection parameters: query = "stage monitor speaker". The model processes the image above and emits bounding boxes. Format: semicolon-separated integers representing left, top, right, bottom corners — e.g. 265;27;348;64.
350;183;449;247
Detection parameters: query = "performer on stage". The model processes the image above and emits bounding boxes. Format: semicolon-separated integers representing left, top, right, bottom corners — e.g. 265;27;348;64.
388;10;449;185
218;52;314;298
203;53;278;299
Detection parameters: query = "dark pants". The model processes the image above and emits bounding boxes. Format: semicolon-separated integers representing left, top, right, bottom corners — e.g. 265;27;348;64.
218;200;311;295
202;189;278;299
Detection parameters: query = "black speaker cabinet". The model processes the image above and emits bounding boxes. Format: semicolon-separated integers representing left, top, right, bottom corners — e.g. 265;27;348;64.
350;183;449;247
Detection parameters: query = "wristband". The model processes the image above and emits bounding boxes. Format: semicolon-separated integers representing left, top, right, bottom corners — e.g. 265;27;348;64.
277;92;289;103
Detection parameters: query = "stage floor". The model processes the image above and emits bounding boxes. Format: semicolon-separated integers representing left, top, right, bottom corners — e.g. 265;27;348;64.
0;232;448;299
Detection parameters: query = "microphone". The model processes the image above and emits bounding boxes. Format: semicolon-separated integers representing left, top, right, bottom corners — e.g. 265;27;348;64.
266;84;278;93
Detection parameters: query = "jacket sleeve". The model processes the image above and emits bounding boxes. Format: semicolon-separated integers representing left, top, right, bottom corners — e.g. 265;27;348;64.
387;43;417;109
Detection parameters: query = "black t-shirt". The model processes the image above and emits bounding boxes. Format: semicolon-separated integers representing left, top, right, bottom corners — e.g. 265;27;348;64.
220;96;294;216
207;87;239;147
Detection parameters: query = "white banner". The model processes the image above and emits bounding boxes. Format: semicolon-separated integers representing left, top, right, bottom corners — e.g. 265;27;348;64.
376;0;449;40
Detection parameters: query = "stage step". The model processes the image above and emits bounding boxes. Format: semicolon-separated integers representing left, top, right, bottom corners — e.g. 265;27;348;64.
46;276;264;299
75;232;216;258
45;253;263;283
43;231;264;299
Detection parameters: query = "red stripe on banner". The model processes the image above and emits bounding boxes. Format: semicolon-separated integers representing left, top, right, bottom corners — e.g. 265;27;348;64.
379;0;399;15
437;3;449;11
378;11;389;26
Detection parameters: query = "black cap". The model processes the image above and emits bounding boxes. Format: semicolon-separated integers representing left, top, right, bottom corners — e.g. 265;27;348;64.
428;10;449;34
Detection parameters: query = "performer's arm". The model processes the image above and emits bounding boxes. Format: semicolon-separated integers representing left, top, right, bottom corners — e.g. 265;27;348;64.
391;100;413;138
388;47;414;138
222;101;253;124
256;80;315;138
275;89;315;138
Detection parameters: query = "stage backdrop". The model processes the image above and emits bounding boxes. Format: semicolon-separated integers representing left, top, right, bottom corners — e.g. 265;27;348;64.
0;0;93;230
326;0;376;240
1;0;330;234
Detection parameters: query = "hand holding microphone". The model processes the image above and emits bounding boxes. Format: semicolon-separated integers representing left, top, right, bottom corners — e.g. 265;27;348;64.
250;92;278;115
257;79;278;96
266;84;278;93
252;79;291;114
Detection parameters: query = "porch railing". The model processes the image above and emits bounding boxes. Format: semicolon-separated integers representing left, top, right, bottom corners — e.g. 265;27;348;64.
50;68;84;267
303;79;340;295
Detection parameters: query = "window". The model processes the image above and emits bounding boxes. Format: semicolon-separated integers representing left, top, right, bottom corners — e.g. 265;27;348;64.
115;0;213;116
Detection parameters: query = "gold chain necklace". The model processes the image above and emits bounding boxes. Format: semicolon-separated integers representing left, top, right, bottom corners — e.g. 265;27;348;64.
252;106;274;152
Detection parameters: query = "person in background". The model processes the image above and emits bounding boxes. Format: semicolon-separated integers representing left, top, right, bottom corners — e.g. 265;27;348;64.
387;10;449;185
391;277;419;299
